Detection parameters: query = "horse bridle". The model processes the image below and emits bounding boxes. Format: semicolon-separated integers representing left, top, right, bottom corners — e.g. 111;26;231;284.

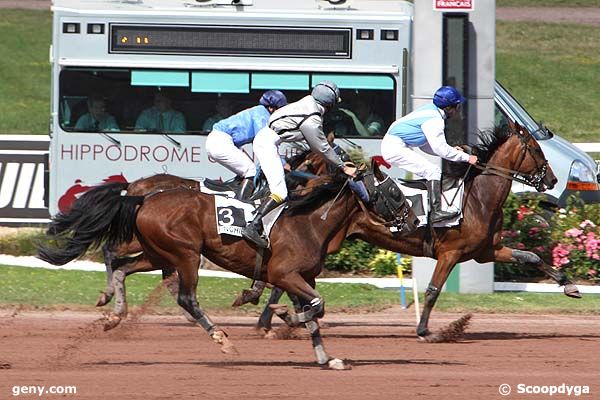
474;127;549;191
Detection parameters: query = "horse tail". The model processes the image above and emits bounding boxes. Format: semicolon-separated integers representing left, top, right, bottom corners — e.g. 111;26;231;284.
38;182;144;265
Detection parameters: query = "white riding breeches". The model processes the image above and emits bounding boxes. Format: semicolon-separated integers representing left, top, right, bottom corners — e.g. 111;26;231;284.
381;134;442;181
253;127;287;201
205;130;256;178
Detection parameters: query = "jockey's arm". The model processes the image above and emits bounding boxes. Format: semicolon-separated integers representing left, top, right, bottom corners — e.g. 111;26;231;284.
421;118;471;163
302;116;345;169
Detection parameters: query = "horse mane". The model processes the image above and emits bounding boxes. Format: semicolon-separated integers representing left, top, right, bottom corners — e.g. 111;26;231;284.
284;174;347;215
443;124;513;179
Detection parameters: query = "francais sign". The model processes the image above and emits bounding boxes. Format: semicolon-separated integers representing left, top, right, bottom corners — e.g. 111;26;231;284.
434;0;474;11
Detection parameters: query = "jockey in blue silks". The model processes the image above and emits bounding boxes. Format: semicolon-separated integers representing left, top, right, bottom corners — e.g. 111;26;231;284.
381;86;478;223
205;90;288;200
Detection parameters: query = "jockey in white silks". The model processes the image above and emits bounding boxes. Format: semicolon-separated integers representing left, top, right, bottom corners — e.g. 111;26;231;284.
241;81;357;248
205;90;288;200
381;86;478;223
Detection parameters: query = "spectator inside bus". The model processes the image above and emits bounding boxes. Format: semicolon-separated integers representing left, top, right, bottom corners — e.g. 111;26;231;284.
334;96;385;136
202;97;234;131
135;91;186;133
75;96;120;132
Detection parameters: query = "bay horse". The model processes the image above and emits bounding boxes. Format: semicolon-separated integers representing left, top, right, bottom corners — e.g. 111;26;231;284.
38;165;419;369
249;122;581;339
85;150;325;329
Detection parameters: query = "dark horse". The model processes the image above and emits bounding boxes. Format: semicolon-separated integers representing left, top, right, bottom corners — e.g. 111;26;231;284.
251;122;581;339
38;165;419;369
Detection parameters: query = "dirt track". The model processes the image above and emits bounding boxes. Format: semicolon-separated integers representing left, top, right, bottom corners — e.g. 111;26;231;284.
1;308;599;399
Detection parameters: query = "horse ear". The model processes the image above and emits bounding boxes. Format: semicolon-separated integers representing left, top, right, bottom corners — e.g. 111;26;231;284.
507;119;522;133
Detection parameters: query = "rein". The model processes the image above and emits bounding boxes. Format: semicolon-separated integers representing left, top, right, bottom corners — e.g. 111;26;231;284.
471;128;549;191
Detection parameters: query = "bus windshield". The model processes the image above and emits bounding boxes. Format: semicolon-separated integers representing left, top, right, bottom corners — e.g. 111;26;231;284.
59;68;396;138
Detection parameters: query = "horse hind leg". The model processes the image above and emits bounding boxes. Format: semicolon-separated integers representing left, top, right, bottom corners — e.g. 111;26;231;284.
256;286;285;337
96;245;117;307
176;265;238;355
493;247;581;298
161;268;197;324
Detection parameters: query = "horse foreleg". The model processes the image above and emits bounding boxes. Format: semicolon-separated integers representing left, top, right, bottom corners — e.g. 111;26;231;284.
96;245;116;307
176;266;238;355
492;246;581;298
232;280;268;307
270;273;348;370
417;252;461;338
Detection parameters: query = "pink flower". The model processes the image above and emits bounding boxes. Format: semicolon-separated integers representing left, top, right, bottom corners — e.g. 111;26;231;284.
529;227;540;236
565;228;583;238
589;269;597;276
516;242;526;250
580;220;597;229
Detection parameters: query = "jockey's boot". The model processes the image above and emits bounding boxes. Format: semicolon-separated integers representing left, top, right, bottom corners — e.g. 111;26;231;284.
235;177;255;201
427;180;459;223
241;196;282;248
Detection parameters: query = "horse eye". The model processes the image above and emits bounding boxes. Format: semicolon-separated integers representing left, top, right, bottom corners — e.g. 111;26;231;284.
390;186;401;200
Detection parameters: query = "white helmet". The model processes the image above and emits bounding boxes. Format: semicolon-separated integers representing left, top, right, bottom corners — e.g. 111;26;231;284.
311;81;341;108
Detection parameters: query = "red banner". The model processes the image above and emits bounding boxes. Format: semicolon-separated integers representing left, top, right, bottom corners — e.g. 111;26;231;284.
434;0;474;11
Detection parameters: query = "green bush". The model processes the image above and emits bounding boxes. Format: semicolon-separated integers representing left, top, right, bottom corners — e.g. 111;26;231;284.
496;194;552;281
325;239;378;273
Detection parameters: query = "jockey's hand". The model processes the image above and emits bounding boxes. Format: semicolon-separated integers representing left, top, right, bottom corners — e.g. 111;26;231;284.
468;155;478;165
342;162;357;178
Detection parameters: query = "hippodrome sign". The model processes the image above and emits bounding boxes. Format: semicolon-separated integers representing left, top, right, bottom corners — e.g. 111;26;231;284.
433;0;474;12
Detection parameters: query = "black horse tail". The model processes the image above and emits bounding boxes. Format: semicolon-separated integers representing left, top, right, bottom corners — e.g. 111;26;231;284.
37;182;144;266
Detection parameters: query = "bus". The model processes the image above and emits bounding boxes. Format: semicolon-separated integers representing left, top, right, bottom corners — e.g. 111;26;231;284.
48;0;413;215
48;0;599;216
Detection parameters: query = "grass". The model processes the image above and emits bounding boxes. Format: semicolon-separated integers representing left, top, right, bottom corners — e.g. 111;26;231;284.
0;10;51;134
496;22;600;142
497;0;598;7
1;265;599;315
0;9;599;142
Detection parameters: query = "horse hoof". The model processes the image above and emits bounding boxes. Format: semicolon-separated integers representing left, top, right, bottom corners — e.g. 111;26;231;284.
231;289;262;307
95;292;111;307
263;330;277;340
564;284;582;299
212;331;239;355
327;358;351;370
103;315;122;331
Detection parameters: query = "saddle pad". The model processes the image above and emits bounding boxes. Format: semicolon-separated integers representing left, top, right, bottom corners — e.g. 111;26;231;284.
214;196;285;240
396;181;464;228
200;180;236;198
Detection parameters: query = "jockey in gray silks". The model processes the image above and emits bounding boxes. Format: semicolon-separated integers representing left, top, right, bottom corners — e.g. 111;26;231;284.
241;81;357;248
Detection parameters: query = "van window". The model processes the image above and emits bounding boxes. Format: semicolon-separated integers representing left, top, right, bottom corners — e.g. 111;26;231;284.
495;81;551;140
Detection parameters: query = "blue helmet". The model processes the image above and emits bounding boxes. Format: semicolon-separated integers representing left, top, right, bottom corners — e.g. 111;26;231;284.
259;90;288;109
433;86;466;108
311;81;341;108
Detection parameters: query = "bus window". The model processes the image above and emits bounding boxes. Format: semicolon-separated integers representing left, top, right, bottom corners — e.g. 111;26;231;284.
318;74;395;138
58;69;395;136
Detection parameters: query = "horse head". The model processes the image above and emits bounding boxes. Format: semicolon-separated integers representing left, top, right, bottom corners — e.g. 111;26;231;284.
357;159;419;235
505;121;557;192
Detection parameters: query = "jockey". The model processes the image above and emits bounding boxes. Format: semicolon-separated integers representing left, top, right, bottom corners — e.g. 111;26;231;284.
381;86;478;223
241;81;357;248
205;90;288;200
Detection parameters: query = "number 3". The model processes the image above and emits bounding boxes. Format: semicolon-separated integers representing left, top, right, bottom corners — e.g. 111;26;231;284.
219;208;234;226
